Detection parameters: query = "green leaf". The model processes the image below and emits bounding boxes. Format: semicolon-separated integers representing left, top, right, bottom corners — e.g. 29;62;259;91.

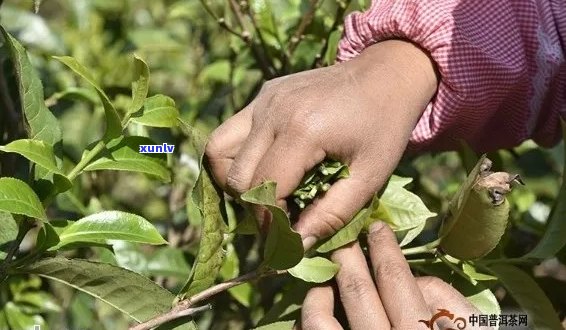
83;136;171;182
317;208;369;253
52;210;167;250
241;182;303;270
397;220;426;247
36;222;60;252
525;120;566;259
371;175;436;231
0;139;62;174
15;291;62;312
130;94;180;128
178;120;226;299
489;264;562;329
198;60;231;84
466;287;500;315
4;302;44;330
288;257;339;283
16;257;175;323
129;54;150;115
0;27;62;146
258;280;309;326
54;56;122;139
148;247;191;279
0;212;18;260
457;140;479;174
254;321;295;330
0;177;46;220
462;263;497;285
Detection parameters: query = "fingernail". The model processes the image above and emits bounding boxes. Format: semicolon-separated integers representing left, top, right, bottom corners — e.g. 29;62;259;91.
302;236;317;250
369;221;385;233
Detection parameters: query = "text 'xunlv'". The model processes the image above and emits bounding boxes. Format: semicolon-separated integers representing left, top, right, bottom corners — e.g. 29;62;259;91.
139;143;175;154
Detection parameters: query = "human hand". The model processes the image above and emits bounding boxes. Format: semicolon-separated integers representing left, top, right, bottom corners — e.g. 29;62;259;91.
205;40;438;247
299;222;483;330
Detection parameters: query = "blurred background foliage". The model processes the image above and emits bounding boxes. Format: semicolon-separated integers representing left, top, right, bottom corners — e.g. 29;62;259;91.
0;0;565;329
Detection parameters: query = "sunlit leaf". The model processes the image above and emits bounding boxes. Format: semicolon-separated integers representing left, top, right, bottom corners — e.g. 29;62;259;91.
128;54;150;115
0;177;46;220
0;139;62;174
52;211;167;250
130;94;179;128
288;257;339;283
370;175;436;231
3;302;44;330
83;136;171;182
462;263;497;285
317;208;369;253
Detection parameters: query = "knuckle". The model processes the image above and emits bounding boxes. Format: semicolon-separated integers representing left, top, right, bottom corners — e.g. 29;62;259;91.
226;168;248;194
375;259;410;279
416;276;446;290
340;275;374;297
310;205;347;233
204;136;222;158
301;311;326;329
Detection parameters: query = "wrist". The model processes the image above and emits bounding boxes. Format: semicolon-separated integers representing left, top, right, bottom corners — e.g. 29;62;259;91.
344;39;439;112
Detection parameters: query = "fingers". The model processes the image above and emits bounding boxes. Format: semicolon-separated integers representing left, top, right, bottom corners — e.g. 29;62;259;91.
301;285;343;330
416;277;482;330
206;107;253;190
293;162;380;247
251;135;326;206
331;242;390;330
367;221;430;328
225;122;274;195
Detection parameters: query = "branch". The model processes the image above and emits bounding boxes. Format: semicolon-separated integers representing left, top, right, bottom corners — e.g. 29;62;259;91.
130;269;286;330
287;0;320;55
227;0;276;78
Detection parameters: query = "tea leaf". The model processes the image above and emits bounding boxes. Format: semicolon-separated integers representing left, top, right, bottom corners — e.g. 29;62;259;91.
288;257;339;283
53;211;167;250
0;178;46;220
242;182;303;270
0;139;62;174
54;56;122;139
130;94;179;128
17;257;175;323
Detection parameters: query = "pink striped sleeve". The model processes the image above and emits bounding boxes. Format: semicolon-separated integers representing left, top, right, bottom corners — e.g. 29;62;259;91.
337;0;566;152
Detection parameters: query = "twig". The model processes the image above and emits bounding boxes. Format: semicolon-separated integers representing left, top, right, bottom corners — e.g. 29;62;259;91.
130;269;286;330
198;0;249;40
227;0;276;78
401;237;442;256
287;0;320;55
311;0;351;68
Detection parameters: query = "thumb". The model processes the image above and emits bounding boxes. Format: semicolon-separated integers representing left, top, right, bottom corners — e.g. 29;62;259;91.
293;162;382;248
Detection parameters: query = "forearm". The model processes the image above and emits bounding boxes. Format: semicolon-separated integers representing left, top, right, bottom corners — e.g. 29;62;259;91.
338;0;566;152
